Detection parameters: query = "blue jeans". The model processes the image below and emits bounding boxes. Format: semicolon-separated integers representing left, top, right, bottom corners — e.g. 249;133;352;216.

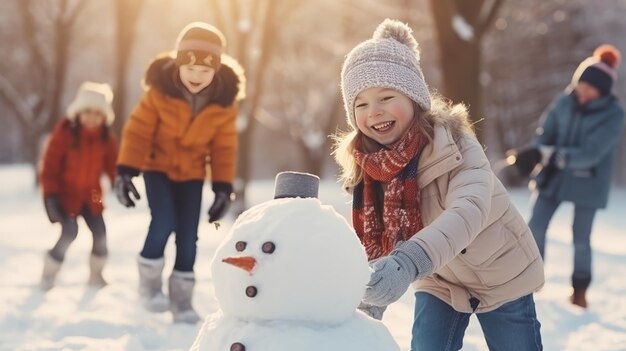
528;194;596;278
140;171;203;272
411;292;542;351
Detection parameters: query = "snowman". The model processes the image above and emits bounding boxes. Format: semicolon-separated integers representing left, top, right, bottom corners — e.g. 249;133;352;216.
191;171;400;351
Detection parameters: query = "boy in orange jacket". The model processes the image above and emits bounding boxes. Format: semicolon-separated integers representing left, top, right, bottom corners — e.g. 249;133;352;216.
115;22;245;323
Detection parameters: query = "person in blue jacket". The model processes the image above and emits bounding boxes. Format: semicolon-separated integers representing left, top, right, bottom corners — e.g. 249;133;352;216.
529;44;624;308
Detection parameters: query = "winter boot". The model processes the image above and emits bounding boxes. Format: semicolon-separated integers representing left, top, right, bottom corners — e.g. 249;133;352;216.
137;255;169;312
40;251;62;291
570;273;591;308
88;254;108;288
169;270;201;324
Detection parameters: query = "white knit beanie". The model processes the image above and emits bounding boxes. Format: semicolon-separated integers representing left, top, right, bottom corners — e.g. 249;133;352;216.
340;19;431;129
66;81;115;125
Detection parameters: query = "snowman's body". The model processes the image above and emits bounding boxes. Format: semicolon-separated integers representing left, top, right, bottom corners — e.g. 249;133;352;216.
192;311;399;351
192;188;400;350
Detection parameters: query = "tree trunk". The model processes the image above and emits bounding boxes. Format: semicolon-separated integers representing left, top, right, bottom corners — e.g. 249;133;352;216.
16;0;80;184
231;0;279;212
112;0;145;136
429;0;502;143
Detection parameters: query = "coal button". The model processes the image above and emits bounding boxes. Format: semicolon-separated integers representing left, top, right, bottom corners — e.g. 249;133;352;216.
246;286;257;297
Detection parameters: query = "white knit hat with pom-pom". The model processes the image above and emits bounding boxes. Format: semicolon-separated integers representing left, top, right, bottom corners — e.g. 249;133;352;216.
340;19;431;128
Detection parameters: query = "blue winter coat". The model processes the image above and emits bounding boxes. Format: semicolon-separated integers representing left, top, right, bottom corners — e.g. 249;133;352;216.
533;91;624;208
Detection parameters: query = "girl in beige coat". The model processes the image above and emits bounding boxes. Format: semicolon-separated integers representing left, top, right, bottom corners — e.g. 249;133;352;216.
334;19;544;350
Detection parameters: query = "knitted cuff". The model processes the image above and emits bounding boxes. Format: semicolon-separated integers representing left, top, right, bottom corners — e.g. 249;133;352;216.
357;301;387;320
212;182;233;194
117;165;140;178
392;240;433;280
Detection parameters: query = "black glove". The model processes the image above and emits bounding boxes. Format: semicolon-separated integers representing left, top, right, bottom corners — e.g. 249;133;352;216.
506;145;541;178
208;182;233;223
114;166;141;208
536;152;560;189
44;195;65;223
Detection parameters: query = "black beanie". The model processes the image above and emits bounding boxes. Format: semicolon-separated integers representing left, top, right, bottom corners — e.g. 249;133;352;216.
579;66;613;96
573;44;621;96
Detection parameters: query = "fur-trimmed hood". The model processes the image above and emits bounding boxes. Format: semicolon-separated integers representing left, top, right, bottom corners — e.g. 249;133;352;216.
143;52;245;107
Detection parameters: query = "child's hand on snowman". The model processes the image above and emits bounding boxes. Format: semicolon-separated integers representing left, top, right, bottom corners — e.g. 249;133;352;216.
363;241;425;307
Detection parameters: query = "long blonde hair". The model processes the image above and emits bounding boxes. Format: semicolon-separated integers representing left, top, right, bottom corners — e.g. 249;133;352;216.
332;94;475;190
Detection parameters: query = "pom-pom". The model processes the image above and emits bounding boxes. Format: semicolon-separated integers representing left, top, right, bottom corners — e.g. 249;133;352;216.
373;19;420;59
593;44;621;69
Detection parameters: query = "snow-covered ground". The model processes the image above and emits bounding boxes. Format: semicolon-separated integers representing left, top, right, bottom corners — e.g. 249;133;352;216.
1;164;625;351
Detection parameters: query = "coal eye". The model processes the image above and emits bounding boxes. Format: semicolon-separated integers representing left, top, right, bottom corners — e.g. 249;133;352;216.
261;241;276;254
235;241;247;252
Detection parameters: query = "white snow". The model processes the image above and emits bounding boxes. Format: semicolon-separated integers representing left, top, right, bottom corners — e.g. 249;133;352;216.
191;312;399;351
1;163;626;351
452;15;474;42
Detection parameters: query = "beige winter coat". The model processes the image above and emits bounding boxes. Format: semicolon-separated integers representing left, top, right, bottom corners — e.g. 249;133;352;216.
410;125;544;313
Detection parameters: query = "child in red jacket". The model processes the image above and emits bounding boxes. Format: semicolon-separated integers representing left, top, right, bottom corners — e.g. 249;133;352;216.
39;81;118;290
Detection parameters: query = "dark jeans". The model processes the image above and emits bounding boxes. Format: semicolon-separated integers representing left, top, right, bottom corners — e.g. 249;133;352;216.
528;194;596;278
140;171;203;272
49;204;107;261
411;292;542;351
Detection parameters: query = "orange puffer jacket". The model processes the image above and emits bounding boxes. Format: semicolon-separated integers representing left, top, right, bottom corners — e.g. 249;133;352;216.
117;55;244;183
40;119;118;216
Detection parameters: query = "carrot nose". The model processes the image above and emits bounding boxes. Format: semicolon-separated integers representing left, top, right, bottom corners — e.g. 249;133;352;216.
222;256;256;273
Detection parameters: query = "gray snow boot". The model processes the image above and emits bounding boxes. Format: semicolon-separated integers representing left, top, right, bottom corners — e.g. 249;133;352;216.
88;254;108;288
40;252;62;291
169;270;201;324
137;255;169;312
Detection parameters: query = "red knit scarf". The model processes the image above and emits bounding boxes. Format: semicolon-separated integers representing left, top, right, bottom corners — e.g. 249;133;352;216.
352;127;426;260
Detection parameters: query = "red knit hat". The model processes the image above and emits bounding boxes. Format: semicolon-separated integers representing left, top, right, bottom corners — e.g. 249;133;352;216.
573;44;622;95
175;22;225;70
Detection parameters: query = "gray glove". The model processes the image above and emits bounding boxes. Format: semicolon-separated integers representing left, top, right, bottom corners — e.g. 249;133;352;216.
357;301;387;320
363;249;417;307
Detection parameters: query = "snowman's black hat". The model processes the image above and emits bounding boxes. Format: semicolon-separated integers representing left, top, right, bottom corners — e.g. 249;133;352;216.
273;171;320;199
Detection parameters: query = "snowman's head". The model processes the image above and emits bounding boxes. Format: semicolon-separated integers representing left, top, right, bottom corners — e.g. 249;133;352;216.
211;197;370;325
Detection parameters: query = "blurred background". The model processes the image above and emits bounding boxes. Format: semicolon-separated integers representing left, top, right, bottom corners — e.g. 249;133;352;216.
1;0;625;208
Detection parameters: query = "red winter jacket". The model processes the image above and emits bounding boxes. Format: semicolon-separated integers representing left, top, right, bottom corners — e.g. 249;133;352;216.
40;119;118;216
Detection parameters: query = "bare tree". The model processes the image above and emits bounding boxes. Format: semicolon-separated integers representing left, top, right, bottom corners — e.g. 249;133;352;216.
429;0;503;142
0;0;87;183
111;0;146;136
207;0;303;210
484;2;585;157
